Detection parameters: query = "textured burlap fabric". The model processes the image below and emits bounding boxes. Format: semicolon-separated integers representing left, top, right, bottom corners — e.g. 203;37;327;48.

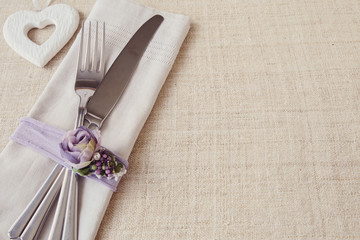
1;0;360;239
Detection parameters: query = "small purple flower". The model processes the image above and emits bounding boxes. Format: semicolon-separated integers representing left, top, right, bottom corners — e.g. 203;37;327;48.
60;126;101;169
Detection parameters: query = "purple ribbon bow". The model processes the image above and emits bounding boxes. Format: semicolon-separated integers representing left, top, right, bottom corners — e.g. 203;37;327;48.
10;117;128;192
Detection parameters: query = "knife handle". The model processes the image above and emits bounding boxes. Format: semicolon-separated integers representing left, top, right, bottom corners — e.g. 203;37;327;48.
48;169;70;239
8;164;63;239
83;112;102;129
19;168;65;240
62;171;78;240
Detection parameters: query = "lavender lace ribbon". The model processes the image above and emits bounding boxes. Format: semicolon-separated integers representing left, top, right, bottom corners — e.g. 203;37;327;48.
10;117;128;192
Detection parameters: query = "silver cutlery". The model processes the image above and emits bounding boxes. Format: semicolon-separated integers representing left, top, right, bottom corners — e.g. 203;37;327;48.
49;20;105;240
8;14;163;239
8;21;105;240
8;165;63;239
84;15;164;129
63;15;163;239
19;169;66;240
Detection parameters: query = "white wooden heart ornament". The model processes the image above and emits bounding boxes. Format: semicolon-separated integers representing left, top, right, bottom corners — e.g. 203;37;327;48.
3;4;79;67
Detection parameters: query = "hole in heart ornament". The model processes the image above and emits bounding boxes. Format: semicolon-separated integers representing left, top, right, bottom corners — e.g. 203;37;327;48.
3;4;79;67
27;24;56;45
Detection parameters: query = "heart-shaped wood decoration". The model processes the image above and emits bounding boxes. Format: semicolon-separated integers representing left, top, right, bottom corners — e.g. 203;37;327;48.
3;4;79;67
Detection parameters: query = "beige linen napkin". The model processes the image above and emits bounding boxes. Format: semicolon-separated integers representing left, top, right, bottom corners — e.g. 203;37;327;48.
0;0;190;239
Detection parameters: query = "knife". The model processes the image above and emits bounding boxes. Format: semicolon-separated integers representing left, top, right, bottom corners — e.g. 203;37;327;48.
62;14;164;239
84;14;164;129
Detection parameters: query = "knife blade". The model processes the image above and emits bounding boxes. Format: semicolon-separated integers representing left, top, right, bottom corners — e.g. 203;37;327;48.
84;14;164;129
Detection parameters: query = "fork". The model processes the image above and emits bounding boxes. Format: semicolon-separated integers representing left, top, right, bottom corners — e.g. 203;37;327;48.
48;20;105;239
7;21;105;240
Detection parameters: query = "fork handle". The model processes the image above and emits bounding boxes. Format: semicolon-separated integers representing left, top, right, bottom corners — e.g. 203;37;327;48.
75;93;91;129
8;164;63;239
62;171;78;239
75;107;85;129
48;169;71;239
19;168;65;240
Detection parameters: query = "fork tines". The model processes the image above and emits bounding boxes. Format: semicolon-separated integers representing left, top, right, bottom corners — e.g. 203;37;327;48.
78;21;105;74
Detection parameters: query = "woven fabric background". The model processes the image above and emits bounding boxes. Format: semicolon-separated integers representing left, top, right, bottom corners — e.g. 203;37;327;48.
1;0;360;239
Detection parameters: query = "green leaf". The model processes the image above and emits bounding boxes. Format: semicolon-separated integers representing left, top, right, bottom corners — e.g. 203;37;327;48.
74;166;90;176
114;164;122;173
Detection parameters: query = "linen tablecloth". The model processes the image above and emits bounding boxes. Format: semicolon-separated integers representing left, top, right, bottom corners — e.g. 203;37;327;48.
1;0;360;239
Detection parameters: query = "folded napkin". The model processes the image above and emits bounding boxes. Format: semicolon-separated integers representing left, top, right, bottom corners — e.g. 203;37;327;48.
0;0;189;239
